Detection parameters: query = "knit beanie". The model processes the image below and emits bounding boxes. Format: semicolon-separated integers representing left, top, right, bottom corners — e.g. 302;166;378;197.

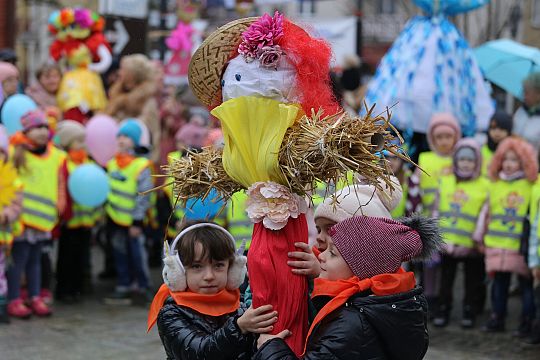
175;122;208;149
0;61;18;83
452;138;482;180
427;113;461;155
0;124;8;155
524;71;540;92
20;109;48;132
314;176;402;222
117;119;142;146
55;120;86;150
329;214;443;279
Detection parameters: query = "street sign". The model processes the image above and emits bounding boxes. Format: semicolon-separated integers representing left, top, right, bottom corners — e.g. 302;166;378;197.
104;16;148;56
99;0;149;19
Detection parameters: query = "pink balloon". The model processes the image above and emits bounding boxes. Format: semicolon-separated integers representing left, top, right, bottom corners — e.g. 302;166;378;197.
85;114;119;166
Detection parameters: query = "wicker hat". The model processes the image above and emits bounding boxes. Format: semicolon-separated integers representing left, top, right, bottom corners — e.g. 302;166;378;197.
188;18;256;108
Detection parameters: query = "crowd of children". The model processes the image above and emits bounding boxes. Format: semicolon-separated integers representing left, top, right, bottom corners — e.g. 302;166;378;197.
2;45;540;359
0;53;234;323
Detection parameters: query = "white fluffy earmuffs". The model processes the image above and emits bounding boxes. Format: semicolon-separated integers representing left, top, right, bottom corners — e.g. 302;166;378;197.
162;223;248;292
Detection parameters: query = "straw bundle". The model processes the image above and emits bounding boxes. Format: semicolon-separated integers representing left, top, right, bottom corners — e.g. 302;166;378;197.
161;147;243;203
279;106;410;198
163;106;410;202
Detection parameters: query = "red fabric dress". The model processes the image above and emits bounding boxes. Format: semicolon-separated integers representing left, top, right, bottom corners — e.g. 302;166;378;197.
248;214;309;356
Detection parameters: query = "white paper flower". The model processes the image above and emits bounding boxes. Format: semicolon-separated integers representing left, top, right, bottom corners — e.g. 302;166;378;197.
246;181;308;230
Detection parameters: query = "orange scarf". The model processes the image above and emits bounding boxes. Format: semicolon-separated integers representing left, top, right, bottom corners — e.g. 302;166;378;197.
68;149;88;165
147;283;240;332
303;268;415;354
115;153;136;168
9;131;35;147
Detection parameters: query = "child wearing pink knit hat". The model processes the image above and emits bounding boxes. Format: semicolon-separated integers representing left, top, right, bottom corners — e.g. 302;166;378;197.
312;177;402;251
255;213;442;359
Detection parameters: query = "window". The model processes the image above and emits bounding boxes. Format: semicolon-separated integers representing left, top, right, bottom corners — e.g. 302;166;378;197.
377;0;396;14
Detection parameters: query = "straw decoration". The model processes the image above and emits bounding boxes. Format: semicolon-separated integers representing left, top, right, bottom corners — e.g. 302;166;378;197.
162;105;411;202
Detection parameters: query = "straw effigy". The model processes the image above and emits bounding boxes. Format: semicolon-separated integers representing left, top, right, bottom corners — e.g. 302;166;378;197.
160;104;411;205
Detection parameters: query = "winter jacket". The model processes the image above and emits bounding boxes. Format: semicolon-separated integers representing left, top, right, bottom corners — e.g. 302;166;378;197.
25;82;58;109
513;106;540;152
253;287;428;360
157;297;254;360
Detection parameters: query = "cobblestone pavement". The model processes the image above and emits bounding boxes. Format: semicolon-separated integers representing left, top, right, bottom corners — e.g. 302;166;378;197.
0;248;539;359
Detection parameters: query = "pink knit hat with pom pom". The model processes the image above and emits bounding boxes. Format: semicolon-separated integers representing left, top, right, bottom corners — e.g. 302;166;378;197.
329;214;443;279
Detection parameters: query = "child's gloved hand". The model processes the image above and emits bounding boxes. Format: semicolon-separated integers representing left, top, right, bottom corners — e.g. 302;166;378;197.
237;304;277;334
287;242;321;278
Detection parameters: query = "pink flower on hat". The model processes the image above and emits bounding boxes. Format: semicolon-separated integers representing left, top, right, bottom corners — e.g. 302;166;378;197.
238;11;284;62
246;181;307;230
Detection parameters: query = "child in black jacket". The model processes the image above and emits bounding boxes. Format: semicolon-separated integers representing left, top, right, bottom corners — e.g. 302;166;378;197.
254;214;442;360
148;222;277;360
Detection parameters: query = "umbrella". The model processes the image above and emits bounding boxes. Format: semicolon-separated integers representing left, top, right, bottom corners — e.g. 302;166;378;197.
474;39;540;100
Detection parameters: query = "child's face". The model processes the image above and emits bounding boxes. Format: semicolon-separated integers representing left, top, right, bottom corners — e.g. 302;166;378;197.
523;85;540;108
388;156;403;175
318;238;354;281
433;131;455;154
456;157;476;175
488;125;509;144
2;75;18;97
185;242;229;294
26;125;49;146
502;150;521;176
117;135;134;153
315;217;336;251
69;138;85;151
39;69;61;94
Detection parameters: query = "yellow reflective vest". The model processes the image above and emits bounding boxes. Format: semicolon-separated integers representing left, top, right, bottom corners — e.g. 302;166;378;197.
528;180;540;259
391;170;411;219
226;191;252;250
0;178;23;247
106;157;150;227
418;151;452;214
66;159;100;229
17;145;66;232
485;179;532;251
481;144;493;176
438;175;488;248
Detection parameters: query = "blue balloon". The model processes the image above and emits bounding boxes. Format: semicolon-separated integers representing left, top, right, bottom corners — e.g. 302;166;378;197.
0;94;37;134
68;164;110;207
183;188;225;221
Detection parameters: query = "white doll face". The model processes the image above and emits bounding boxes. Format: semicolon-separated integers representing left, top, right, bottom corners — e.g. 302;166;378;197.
221;55;298;103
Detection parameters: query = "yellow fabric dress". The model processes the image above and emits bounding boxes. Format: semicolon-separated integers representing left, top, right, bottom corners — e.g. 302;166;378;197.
57;67;107;112
210;96;302;188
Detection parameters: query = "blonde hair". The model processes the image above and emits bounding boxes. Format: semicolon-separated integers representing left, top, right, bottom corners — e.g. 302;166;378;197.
120;54;155;85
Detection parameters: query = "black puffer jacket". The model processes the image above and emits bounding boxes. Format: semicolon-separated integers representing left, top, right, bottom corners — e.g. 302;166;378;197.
254;287;428;360
157;297;254;360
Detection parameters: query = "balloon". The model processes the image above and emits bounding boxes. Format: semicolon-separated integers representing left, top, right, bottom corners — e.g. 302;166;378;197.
68;163;110;207
0;95;38;134
85;114;118;166
184;188;225;221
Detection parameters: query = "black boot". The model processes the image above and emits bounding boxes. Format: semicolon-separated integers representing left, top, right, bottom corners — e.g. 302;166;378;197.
513;317;533;338
433;305;450;327
460;305;475;329
523;320;540;345
481;314;505;332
